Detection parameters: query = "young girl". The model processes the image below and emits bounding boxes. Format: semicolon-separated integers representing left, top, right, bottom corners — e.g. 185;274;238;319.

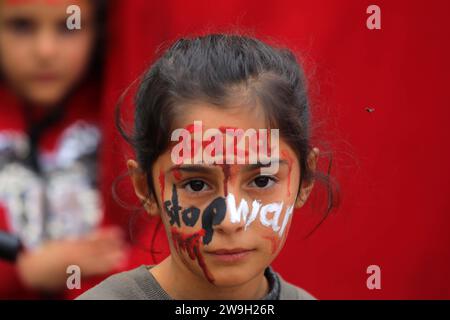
78;34;334;300
0;0;127;298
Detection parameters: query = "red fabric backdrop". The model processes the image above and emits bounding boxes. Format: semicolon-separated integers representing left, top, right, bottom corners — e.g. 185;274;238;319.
99;0;450;299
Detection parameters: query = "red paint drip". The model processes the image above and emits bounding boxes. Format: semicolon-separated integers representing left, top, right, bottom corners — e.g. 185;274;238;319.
219;164;231;196
172;166;182;181
218;126;238;133
219;127;250;162
159;170;165;203
185;124;203;161
256;131;272;157
170;228;215;283
281;150;293;197
185;124;195;133
263;235;281;255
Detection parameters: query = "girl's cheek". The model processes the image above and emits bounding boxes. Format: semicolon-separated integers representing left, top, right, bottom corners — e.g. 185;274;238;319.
262;232;282;255
161;184;217;284
260;218;292;256
253;200;294;256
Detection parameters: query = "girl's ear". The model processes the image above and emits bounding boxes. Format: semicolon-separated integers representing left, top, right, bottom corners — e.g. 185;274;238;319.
127;160;159;216
295;148;320;209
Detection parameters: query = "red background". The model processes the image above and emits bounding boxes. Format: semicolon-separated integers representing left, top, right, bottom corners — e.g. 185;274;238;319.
100;0;450;299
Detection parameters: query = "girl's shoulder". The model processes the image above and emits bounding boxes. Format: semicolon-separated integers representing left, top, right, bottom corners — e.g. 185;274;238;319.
276;271;316;300
76;265;317;300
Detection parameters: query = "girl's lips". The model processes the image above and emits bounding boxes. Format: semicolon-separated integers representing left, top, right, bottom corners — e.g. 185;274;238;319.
32;73;60;83
206;248;255;262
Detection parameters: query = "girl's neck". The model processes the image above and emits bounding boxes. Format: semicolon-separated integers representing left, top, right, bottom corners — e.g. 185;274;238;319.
150;256;269;300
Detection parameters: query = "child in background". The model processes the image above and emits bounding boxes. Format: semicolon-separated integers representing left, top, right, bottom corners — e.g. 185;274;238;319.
0;0;126;298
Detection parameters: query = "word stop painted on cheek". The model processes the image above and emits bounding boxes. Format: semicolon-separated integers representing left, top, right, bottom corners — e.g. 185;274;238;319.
164;185;226;245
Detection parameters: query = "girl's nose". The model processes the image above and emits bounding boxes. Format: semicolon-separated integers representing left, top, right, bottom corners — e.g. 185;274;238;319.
35;30;58;61
213;193;247;235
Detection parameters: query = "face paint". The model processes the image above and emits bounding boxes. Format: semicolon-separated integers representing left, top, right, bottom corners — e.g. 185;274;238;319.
163;185;227;245
159;170;166;203
172;166;183;181
219;164;231;195
164;184;182;227
170;227;215;283
170;121;280;174
281;150;293;197
245;200;263;231
278;204;294;237
203;129;224;163
263;235;281;255
201;197;227;245
182;207;201;227
225;193;294;237
226;193;249;224
259;202;283;232
258;129;280;175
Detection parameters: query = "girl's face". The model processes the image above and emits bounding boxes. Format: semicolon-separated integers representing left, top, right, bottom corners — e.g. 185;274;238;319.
0;0;96;107
131;102;317;287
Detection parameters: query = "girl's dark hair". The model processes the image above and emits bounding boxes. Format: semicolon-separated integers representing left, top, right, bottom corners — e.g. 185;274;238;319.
117;33;340;245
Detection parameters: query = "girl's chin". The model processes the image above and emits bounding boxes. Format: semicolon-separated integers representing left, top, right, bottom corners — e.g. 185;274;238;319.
202;264;260;287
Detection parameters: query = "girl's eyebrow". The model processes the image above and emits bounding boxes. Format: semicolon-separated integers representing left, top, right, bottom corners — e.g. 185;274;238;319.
167;165;218;175
167;160;288;175
242;159;288;172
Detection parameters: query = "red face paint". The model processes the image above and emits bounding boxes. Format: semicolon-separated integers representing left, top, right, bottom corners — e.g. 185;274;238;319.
220;126;249;161
172;166;182;181
218;126;246;195
218;126;238;133
263;235;281;255
159;170;165;203
186;123;205;161
281;150;293;197
185;124;195;133
219;164;231;196
171;227;215;283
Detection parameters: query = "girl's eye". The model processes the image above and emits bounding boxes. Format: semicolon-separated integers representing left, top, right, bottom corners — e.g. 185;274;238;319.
249;176;276;189
183;180;210;193
58;21;71;34
7;18;35;34
58;21;80;35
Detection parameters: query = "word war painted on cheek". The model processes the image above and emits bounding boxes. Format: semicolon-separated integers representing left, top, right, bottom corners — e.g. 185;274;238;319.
226;193;294;237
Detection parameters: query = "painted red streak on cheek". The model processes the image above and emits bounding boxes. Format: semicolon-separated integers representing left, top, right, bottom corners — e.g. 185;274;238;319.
263;235;281;255
171;227;215;284
281;150;293;197
159;170;165;203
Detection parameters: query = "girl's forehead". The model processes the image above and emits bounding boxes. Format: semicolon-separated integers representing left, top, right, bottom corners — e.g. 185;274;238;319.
173;102;270;131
